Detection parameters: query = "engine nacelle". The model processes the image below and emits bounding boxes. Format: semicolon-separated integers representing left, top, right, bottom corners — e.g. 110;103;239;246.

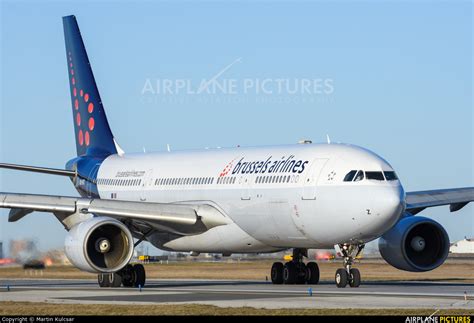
378;216;449;272
65;217;134;273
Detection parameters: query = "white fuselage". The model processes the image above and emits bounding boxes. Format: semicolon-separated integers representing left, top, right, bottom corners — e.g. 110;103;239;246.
96;143;405;254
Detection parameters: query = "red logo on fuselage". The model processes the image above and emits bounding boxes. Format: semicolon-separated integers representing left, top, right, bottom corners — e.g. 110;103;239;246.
219;159;236;177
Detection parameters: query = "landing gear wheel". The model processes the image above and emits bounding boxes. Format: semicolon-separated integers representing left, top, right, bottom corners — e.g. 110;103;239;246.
283;262;297;284
306;262;320;284
98;273;110;288
133;264;146;288
108;272;122;287
295;263;307;285
335;268;348;288
271;262;284;284
121;264;134;287
349;268;361;288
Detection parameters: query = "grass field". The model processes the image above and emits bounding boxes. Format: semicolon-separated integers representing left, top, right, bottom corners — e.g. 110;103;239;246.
0;302;473;316
1;259;473;282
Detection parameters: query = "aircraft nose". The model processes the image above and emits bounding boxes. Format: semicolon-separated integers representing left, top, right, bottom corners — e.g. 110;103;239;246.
373;185;405;226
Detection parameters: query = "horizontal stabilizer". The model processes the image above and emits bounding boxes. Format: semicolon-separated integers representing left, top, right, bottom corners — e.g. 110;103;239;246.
0;163;77;178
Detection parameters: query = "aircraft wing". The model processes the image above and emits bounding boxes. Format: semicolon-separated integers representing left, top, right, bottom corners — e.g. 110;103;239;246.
405;187;474;215
0;192;230;235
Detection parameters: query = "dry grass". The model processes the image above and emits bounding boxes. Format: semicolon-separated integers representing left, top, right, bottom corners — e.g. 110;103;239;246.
1;260;473;282
0;302;473;316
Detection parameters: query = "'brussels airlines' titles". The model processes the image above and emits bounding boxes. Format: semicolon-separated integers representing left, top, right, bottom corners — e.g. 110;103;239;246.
227;155;309;176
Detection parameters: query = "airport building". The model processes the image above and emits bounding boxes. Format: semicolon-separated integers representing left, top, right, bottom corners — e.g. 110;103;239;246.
449;238;474;254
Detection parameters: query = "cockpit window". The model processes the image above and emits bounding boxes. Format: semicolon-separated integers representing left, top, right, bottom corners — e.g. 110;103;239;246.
343;170;357;182
353;170;364;182
365;171;385;181
384;171;398;181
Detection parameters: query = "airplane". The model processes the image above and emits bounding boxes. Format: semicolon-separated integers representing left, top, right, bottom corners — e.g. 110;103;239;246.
1;15;473;289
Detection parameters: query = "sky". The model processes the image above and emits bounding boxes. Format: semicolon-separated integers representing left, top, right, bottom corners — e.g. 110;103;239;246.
0;0;472;256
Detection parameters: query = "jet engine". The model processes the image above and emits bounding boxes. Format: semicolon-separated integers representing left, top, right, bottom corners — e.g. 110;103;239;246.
378;216;449;272
65;217;134;273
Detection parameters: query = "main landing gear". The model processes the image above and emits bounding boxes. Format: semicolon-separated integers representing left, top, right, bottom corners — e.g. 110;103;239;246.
98;263;146;288
335;243;364;288
271;248;320;285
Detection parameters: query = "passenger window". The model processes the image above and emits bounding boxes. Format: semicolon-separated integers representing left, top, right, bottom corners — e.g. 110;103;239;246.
384;171;398;181
354;170;364;182
343;170;357;182
365;171;385;181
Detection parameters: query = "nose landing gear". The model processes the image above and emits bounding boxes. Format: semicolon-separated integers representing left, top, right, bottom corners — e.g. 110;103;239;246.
335;243;364;288
271;248;320;285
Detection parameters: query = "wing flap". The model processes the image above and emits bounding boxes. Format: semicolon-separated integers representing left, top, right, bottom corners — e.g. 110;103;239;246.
88;199;197;226
0;192;228;235
1;193;77;219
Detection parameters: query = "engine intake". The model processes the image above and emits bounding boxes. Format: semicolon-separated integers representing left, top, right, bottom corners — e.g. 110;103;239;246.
65;217;134;273
378;216;449;272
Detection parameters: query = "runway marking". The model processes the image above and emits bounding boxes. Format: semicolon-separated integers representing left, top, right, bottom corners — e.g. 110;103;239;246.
1;285;470;300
